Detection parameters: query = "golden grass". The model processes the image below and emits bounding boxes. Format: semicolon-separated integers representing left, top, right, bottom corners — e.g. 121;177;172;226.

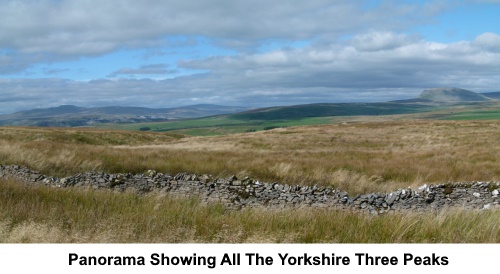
2;122;499;243
2;121;500;194
1;178;498;243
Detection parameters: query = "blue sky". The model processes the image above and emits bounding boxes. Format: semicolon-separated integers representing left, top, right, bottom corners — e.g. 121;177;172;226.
1;0;500;114
413;1;500;42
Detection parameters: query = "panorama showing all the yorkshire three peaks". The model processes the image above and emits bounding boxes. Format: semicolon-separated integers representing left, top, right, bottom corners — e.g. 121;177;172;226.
1;0;500;114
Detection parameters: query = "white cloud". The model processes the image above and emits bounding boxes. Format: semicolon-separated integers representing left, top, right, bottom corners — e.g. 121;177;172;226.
179;32;500;98
0;0;447;73
473;32;500;52
349;32;418;52
1;1;499;114
2;32;500;114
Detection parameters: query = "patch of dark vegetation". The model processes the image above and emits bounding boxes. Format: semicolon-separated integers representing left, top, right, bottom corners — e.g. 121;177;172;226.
231;103;430;121
263;126;288;130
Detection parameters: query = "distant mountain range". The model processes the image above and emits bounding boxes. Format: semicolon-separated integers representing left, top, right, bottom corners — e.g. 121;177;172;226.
0;104;251;127
1;88;498;127
228;87;499;121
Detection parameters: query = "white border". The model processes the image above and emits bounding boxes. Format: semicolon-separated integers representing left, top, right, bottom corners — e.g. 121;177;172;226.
0;244;498;274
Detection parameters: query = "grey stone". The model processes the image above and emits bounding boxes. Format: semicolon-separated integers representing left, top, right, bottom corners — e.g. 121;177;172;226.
1;164;499;214
283;184;290;192
385;192;398;205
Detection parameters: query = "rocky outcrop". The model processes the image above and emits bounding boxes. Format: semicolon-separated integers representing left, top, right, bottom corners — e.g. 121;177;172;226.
1;164;498;214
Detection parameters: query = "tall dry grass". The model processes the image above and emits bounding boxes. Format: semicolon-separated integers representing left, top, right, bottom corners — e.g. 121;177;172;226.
1;178;498;243
2;121;500;194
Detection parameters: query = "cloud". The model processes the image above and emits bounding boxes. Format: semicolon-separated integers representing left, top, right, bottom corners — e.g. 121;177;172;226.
180;32;500;89
473;32;500;52
349;32;418;52
0;0;447;73
108;64;177;77
2;32;500;114
1;1;498;114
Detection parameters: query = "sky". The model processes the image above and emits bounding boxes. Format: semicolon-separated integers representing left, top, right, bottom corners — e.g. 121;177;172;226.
1;0;500;114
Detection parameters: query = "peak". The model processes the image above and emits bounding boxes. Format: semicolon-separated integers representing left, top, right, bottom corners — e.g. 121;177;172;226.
418;88;491;102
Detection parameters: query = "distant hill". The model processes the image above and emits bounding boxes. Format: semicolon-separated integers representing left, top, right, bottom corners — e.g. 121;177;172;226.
229;102;430;120
390;98;433;103
12;105;87;118
419;88;492;102
481;91;500;99
0;104;250;127
4;87;499;129
228;87;496;121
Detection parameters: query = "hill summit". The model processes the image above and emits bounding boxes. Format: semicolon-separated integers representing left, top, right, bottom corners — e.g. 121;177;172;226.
418;87;491;102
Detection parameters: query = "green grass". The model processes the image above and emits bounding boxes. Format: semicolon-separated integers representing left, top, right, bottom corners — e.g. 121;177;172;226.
231;103;432;120
93;102;500;136
94;102;437;136
100;116;245;131
442;110;500;120
99;116;338;136
173;117;337;135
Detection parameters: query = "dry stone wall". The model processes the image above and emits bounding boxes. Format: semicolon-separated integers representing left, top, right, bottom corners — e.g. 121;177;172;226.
1;164;499;214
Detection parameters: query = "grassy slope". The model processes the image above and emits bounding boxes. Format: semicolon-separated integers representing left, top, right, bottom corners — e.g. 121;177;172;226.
230;102;431;120
100;115;343;136
418;102;500;120
442;110;500;120
99;102;435;136
97;101;500;137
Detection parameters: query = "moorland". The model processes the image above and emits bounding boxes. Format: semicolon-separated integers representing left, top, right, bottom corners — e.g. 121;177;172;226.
1;88;499;243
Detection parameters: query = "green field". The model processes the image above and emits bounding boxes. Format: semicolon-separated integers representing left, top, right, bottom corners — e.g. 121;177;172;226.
99;116;339;136
231;102;431;120
442;110;500;120
95;101;500;136
97;102;438;136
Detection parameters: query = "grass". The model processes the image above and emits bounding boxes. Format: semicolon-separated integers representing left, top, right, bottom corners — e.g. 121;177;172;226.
95;102;500;136
103;116;248;131
1;122;499;243
3;121;500;194
1;178;498;243
3;102;500;245
442;110;500;120
230;102;431;120
100;116;338;136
